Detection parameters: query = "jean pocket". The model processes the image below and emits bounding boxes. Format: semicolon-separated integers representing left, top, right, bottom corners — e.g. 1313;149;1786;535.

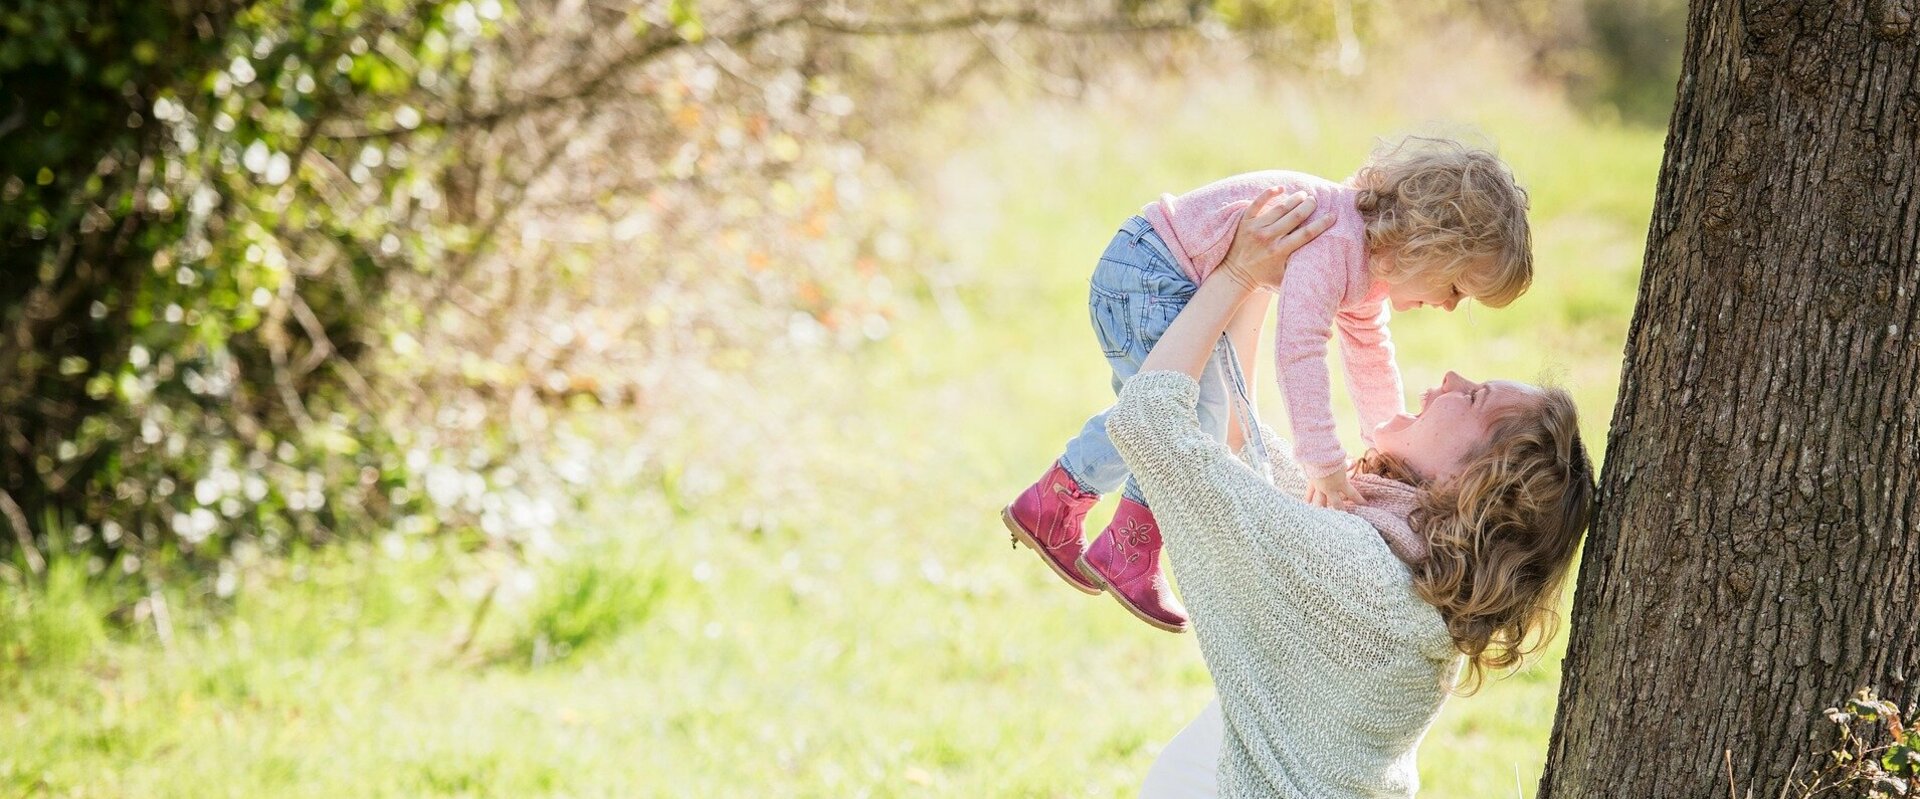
1088;285;1133;358
1138;293;1189;352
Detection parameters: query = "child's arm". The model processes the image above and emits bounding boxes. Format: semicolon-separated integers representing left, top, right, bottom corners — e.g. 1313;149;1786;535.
1271;243;1357;482
1335;302;1407;449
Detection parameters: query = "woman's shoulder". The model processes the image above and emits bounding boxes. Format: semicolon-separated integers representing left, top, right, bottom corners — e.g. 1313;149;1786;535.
1275;508;1412;584
1260;507;1455;651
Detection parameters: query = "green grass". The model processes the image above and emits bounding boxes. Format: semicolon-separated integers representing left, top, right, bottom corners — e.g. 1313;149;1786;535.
0;53;1663;798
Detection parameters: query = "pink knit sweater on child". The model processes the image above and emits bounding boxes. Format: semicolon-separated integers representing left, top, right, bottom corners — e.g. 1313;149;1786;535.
1142;170;1406;478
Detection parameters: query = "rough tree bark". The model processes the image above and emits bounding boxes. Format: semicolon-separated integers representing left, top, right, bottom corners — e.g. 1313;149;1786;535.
1539;2;1920;797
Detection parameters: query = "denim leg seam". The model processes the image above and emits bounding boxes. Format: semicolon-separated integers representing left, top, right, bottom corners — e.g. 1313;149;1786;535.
1055;457;1102;497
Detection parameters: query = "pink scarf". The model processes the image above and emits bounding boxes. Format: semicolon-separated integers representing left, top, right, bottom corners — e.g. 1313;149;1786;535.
1348;474;1428;564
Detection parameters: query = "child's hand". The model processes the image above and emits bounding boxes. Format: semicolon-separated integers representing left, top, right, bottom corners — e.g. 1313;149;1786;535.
1306;470;1364;509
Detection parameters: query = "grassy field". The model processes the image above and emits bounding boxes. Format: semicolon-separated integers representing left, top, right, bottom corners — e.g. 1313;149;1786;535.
1;52;1664;798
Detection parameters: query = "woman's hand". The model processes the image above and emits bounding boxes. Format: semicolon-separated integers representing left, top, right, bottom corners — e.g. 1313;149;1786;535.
1137;188;1330;380
1217;188;1332;293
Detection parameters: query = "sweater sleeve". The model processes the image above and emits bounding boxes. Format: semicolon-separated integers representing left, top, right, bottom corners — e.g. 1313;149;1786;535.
1108;371;1285;569
1271;242;1352;479
1254;423;1310;500
1335;300;1406;449
1107;372;1419;653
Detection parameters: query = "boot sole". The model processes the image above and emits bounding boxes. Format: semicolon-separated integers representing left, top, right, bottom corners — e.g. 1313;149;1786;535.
1001;506;1102;595
1075;555;1189;634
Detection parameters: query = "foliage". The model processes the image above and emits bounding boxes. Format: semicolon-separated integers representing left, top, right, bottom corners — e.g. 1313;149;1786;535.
0;556;108;673
5;0;1330;583
1778;688;1920;799
1;0;486;578
502;555;669;667
1580;0;1687;122
2;0;1681;591
1457;0;1685;123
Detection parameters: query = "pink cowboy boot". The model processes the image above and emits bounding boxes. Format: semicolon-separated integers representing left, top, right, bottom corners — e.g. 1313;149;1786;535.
1002;461;1102;594
1078;497;1189;633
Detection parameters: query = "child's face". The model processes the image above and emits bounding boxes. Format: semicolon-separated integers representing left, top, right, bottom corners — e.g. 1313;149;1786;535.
1385;265;1465;313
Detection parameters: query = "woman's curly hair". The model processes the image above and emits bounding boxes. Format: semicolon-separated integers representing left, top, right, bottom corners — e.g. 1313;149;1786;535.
1353;136;1534;308
1355;385;1597;695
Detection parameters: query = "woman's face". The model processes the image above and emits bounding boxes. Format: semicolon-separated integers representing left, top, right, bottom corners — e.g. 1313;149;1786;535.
1375;371;1540;482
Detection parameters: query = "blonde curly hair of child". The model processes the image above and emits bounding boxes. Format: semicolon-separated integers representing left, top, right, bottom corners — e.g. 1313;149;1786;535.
1354;385;1597;695
1353;136;1534;309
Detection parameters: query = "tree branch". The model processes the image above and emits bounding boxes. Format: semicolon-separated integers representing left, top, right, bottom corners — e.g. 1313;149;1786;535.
417;121;577;320
323;6;1199;139
0;488;44;576
798;8;1197;37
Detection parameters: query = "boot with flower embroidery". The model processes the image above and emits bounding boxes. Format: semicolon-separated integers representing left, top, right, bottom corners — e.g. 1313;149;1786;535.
1078;497;1188;633
1001;460;1103;594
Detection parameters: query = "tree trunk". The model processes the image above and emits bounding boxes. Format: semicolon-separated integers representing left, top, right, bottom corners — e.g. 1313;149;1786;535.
1538;2;1920;797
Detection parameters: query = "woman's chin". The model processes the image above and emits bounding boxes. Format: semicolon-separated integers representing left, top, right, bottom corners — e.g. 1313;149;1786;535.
1376;414;1418;439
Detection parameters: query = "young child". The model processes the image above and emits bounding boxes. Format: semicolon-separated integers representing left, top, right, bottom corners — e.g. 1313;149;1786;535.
1001;136;1533;633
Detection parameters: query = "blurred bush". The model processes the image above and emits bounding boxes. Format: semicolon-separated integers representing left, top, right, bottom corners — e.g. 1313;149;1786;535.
0;0;1680;586
1580;0;1686;123
0;0;1257;582
2;0;485;579
1465;0;1685;124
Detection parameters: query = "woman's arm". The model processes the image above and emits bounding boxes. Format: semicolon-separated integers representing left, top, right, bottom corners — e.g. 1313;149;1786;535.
1124;189;1329;479
1221;294;1269;454
1255;423;1311;499
1109;373;1412;655
1226;292;1269;393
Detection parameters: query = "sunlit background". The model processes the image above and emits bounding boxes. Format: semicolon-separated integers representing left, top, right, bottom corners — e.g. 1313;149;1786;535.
1;1;1680;795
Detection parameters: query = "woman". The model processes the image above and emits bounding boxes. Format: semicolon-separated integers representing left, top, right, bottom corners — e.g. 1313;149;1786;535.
1113;194;1597;797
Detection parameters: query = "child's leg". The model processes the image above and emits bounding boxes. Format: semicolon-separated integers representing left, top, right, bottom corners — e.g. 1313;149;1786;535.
1069;221;1234;634
1005;219;1165;596
1086;333;1255;634
1055;220;1179;496
1224;395;1247;455
1052;345;1136;495
1111;290;1263;501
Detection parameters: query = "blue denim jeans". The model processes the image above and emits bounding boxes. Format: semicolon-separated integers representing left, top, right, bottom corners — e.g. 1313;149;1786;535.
1058;216;1262;505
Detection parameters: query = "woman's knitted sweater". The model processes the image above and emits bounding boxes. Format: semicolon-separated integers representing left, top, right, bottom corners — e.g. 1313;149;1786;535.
1106;370;1462;799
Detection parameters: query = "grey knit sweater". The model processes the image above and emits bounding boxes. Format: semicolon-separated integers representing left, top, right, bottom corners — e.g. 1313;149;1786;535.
1107;370;1462;799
